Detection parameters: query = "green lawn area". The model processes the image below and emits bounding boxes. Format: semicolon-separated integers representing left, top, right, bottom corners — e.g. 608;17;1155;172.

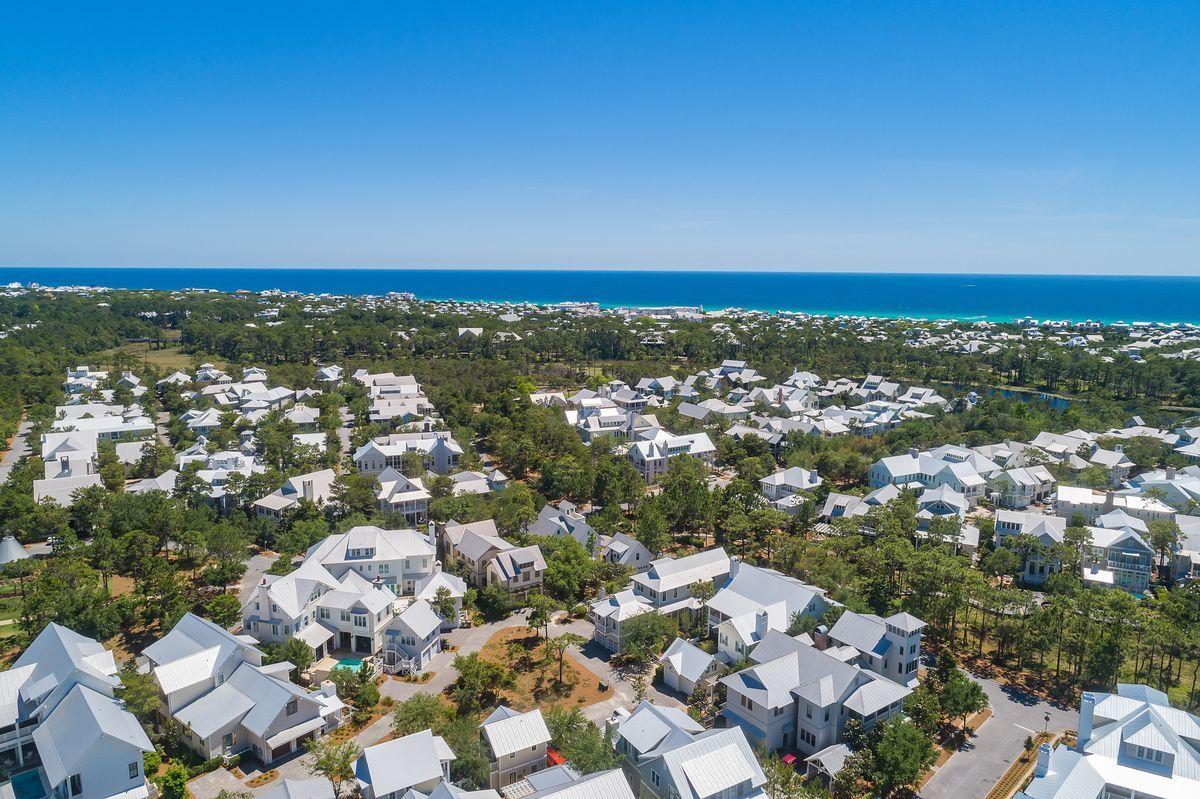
98;342;227;373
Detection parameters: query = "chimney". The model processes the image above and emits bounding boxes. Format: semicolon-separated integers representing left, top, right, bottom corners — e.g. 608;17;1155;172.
1035;743;1052;778
1103;492;1115;512
598;586;608;601
1114;444;1124;453
1166;466;1177;480
728;556;741;580
1076;692;1096;751
909;447;920;458
433;560;442;575
302;479;314;500
755;611;769;640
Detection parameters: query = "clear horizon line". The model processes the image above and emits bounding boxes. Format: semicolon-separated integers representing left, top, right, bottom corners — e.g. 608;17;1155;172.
4;265;1200;278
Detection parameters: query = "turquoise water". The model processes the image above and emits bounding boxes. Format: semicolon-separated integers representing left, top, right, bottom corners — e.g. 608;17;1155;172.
336;657;364;669
2;267;1199;323
10;769;44;799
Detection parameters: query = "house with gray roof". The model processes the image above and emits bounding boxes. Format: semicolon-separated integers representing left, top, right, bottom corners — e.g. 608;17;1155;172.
707;561;833;665
1020;684;1200;799
825;610;925;688
601;532;654;572
305;525;436;595
0;623;153;799
171;658;344;764
479;706;551;790
527;502;597;555
720;640;911;755
355;729;457;799
659;639;718;697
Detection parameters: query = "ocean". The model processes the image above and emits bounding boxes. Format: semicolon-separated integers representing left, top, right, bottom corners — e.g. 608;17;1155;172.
1;267;1198;324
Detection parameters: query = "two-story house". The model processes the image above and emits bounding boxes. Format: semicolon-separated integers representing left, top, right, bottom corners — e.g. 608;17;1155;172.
0;624;153;799
479;707;551;790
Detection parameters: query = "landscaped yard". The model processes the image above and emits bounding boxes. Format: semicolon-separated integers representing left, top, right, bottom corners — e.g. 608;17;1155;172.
477;626;611;711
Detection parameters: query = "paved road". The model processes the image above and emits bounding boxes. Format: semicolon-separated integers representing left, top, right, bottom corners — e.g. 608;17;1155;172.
238;552;281;603
921;672;1078;799
0;419;31;485
155;411;171;445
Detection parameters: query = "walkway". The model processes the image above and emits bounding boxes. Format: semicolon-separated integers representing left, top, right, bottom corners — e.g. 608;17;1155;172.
921;671;1078;799
0;418;31;485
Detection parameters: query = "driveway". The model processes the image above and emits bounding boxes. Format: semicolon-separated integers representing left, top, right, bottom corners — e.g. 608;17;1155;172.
238;551;281;603
921;671;1078;799
0;418;31;485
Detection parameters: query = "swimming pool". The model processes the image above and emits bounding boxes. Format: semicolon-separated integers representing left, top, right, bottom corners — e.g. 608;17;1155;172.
335;657;364;670
10;769;45;799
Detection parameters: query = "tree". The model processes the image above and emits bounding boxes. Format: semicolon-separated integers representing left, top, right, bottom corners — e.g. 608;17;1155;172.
270;637;315;680
451;653;515;714
940;671;988;736
330;473;381;518
547;632;587;684
527;593;555;638
634;501;670;555
658;456;713;537
870;718;936;798
392;693;448;737
1148;519;1181;575
542;537;594;603
305;738;360;798
116;663;160;732
431;586;457;622
545;706;619;774
204;592;242;628
619;611;677;665
161;765;188;799
476;581;517;621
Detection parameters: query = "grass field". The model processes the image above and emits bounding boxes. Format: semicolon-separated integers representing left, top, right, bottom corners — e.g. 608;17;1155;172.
98;342;228;373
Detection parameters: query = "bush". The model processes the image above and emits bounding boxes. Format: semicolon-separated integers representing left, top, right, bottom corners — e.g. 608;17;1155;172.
143;750;162;775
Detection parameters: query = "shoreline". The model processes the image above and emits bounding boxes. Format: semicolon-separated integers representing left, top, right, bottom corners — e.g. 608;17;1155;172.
3;267;1200;325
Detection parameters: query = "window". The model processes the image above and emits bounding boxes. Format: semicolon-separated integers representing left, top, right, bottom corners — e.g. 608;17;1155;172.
739;694;755;711
286;699;298;716
70;775;82;796
651;770;660;787
128;762;139;779
223;733;234;749
806;703;812;719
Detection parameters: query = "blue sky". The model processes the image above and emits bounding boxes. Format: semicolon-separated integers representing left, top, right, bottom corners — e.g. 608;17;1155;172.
1;2;1198;274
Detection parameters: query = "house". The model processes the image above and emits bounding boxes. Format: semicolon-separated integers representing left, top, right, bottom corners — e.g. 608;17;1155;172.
589;589;654;652
1083;525;1155;594
1055;487;1175;526
825;610;925;688
142;612;265;718
241;561;397;657
0;623;153;799
1019;684;1200;799
527;502;597;553
413;565;467;630
171;659;343;765
258;778;333;799
305;525;436;594
613;706;767;799
381;599;444;674
628;431;716;483
479;706;551;790
142;613;346;763
708;562;833;664
720;640;911;754
314;365;344;385
517;769;633;799
759;467;823;514
254;469;337;520
601;532;654;571
355;730;456;799
868;446;998;505
374;468;430;524
659;638;718;696
447;469;507;496
990;466;1057;509
631;549;731;614
353;433;462;476
485;545;546;593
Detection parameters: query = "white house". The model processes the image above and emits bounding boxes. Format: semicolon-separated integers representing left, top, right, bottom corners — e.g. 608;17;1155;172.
355;730;456;799
825;610;925;688
659;638;718;696
479;706;551;790
0;624;153;799
628;431;715;483
254;469;338;520
1020;684;1200;799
